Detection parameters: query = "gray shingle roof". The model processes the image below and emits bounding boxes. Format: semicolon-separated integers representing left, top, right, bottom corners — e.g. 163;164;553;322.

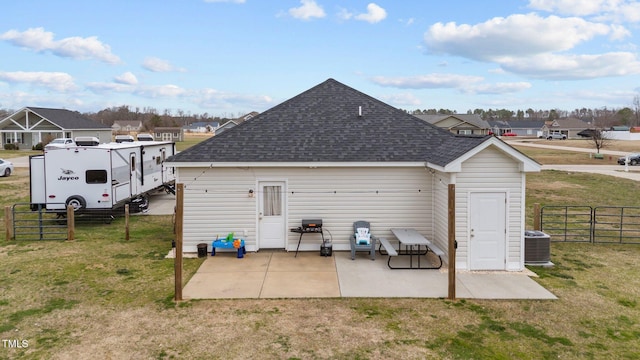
415;114;490;129
27;107;109;129
168;79;489;167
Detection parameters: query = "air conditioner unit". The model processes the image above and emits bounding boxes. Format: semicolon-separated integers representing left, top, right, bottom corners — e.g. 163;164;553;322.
524;230;552;266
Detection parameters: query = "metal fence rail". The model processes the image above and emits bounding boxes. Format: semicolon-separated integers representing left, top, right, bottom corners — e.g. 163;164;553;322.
593;206;640;244
12;203;68;241
541;205;640;244
540;206;593;243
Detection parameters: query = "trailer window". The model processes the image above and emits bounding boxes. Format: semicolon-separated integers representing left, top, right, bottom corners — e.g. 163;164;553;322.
86;170;107;184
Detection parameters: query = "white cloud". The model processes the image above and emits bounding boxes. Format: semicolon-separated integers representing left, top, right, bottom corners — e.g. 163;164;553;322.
0;27;120;64
337;8;353;21
423;12;638;80
86;82;133;93
378;92;422;106
425;13;614;61
135;84;187;98
500;52;640;79
528;0;617;16
371;74;531;96
87;82;187;99
0;71;76;92
371;74;484;89
114;72;138;85
403;18;415;26
142;57;185;72
464;82;532;95
355;3;387;23
289;0;325;20
196;88;273;109
528;0;640;23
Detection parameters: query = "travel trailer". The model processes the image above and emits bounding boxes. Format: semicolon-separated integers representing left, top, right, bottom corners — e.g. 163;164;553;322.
29;141;175;213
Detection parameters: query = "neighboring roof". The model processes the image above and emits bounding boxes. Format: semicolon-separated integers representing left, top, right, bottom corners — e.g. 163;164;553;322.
508;120;545;129
168;79;493;167
414;114;490;129
236;111;259;123
23;107;110;129
214;120;238;134
546;118;592;129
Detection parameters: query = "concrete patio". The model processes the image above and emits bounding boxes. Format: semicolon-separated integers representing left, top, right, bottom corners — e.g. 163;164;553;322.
182;250;557;300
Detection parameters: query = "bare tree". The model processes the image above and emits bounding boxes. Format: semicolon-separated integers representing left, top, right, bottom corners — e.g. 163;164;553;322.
589;129;611;154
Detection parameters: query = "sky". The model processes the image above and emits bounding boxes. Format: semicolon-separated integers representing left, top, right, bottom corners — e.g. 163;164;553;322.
2;0;640;117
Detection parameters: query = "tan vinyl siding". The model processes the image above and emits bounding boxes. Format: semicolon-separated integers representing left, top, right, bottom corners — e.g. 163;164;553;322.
177;166;433;252
456;146;524;269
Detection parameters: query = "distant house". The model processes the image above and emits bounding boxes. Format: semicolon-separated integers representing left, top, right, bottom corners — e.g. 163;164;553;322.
542;118;592;138
112;120;143;133
166;79;541;271
215;120;238;135
508;120;546;137
487;120;512;135
154;127;184;142
414;114;491;135
0;107;112;148
182;121;220;134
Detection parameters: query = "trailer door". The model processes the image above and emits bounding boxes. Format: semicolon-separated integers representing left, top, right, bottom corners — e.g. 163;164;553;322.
129;152;138;195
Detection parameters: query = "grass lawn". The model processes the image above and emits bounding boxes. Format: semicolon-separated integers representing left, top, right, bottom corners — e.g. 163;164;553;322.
1;140;639;359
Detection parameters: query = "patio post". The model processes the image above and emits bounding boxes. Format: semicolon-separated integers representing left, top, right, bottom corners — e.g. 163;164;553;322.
448;184;456;300
174;183;184;301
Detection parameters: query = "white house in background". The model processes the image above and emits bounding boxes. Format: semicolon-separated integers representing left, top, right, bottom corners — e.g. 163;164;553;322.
182;121;220;134
0;107;112;148
111;120;143;133
166;79;540;271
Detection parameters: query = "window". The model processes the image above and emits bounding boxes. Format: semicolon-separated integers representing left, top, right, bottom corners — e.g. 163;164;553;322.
86;170;107;184
263;186;282;216
3;133;24;144
458;129;472;135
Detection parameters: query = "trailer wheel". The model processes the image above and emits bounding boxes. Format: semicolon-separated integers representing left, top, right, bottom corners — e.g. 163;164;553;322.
66;196;86;211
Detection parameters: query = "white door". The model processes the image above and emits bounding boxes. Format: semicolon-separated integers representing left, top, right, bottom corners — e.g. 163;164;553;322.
258;182;286;249
129;153;138;195
469;192;506;270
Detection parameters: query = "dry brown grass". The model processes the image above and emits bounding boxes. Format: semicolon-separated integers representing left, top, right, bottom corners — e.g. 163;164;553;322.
515;138;640;152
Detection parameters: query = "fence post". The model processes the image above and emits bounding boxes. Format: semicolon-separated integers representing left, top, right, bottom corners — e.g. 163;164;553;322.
533;203;541;230
125;204;130;241
5;205;12;241
67;205;75;241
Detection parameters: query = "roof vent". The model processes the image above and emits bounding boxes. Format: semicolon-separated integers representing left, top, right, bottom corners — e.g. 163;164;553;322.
358;106;362;117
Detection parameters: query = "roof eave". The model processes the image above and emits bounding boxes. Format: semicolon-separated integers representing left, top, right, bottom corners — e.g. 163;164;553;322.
165;161;427;168
429;136;541;173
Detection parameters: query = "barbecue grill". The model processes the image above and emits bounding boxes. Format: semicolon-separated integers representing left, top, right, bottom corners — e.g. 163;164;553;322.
291;219;325;257
301;219;323;232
